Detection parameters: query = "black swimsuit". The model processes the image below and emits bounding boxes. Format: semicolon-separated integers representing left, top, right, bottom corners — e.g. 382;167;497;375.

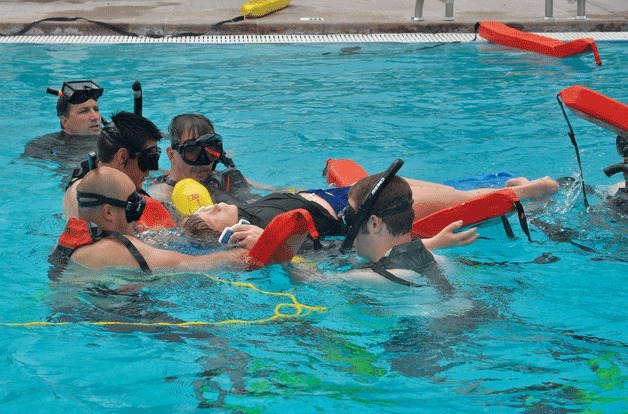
237;193;343;237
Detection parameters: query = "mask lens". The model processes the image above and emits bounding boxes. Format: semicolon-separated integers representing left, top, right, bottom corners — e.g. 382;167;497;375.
137;146;161;172
61;81;104;104
204;147;222;161
182;145;203;163
176;134;223;166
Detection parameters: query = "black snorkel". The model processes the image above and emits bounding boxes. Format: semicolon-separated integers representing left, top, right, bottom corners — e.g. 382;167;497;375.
132;80;142;116
339;159;404;254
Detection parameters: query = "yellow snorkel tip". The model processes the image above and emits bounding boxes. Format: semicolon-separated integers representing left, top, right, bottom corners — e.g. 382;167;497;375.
172;178;213;216
241;0;290;19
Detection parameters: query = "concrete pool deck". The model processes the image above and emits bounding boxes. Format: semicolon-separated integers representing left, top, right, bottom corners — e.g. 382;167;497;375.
0;0;625;38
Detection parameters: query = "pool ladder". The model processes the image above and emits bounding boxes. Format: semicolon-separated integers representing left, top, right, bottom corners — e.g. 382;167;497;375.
545;0;587;20
412;0;588;22
412;0;454;22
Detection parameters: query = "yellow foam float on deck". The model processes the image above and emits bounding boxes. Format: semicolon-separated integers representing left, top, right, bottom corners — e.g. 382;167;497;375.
241;0;290;18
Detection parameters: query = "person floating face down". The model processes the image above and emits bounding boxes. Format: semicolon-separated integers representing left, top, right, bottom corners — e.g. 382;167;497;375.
53;80;104;136
62;112;169;229
52;166;249;274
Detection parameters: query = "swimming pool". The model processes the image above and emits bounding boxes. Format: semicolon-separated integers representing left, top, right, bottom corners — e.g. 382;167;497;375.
0;38;626;412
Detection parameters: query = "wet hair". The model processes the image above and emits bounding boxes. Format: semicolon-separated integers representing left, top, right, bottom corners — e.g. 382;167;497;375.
168;114;215;145
57;96;70;118
348;174;414;236
183;213;219;238
98;111;162;163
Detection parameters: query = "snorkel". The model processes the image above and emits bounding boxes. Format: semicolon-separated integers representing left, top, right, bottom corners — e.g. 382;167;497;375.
339;159;404;254
132;80;142;116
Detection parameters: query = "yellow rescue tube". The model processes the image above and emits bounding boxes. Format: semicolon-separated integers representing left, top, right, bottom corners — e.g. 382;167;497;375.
241;0;290;18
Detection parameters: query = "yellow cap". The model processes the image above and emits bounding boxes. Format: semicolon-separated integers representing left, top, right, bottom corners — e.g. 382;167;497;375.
171;178;213;216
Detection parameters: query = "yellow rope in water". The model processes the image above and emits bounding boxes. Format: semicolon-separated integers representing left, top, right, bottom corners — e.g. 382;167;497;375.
2;274;326;328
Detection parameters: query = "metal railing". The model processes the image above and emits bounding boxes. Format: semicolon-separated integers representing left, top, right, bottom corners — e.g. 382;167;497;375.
412;0;454;22
413;0;587;22
545;0;587;20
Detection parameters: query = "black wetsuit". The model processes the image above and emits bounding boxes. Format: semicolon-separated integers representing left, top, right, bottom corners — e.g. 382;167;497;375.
237;193;344;237
22;131;98;176
371;239;454;295
610;186;628;214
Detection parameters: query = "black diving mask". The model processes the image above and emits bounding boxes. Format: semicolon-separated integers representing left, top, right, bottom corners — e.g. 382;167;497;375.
47;80;104;116
135;146;161;172
101;120;160;172
172;133;223;166
339;198;413;235
77;190;146;223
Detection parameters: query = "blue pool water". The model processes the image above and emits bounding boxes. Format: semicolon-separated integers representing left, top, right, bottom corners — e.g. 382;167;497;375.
0;40;626;412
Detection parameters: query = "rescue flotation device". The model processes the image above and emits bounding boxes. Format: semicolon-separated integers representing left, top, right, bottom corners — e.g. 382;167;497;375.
476;21;602;66
56;218;103;254
246;208;320;270
324;158;531;240
411;188;531;241
558;85;628;138
323;158;368;187
241;0;290;18
138;195;176;230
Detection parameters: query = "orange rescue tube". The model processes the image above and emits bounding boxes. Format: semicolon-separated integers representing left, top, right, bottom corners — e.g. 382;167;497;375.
477;21;602;66
246;208;320;270
558;85;628;138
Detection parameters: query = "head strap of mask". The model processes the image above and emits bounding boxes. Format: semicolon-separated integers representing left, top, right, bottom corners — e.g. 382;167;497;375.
339;159;404;254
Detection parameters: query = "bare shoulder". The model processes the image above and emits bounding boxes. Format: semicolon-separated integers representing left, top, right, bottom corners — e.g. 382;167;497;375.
70;237;147;270
62;179;80;219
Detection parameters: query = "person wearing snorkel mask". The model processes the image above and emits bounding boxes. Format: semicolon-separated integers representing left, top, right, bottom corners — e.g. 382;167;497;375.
23;81;104;172
49;167;249;278
339;173;478;289
63;111;175;230
149;114;257;224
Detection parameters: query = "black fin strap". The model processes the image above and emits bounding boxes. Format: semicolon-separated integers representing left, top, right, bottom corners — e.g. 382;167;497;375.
501;216;515;239
371;262;424;287
514;201;533;242
105;231;151;273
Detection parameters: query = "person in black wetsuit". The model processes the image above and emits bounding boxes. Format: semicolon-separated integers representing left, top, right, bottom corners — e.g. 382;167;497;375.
337;173;479;290
23;80;104;174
